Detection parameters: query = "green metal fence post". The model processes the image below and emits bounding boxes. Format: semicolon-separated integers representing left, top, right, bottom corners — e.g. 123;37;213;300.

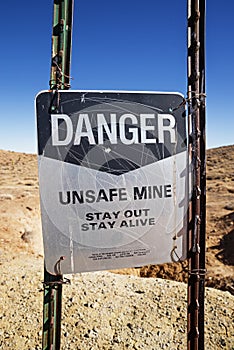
42;1;74;349
50;0;74;90
42;269;63;350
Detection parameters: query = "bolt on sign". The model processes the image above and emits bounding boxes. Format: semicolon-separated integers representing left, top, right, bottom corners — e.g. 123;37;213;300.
35;90;189;274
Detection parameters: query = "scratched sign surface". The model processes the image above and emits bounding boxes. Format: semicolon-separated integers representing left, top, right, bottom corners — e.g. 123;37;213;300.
35;90;188;274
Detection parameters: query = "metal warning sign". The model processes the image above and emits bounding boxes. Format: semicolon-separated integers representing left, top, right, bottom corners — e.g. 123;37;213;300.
35;90;189;274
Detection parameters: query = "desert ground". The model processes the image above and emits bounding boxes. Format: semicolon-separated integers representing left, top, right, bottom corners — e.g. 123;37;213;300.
0;145;233;349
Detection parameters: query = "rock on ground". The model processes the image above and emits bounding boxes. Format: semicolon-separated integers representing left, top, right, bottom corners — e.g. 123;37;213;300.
0;252;233;350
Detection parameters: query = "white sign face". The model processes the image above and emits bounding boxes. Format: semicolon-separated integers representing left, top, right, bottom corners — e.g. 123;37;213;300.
35;90;189;274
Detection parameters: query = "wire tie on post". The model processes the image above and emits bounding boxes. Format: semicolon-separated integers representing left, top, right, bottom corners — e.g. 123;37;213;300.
170;98;187;112
170;245;181;263
52;59;73;85
188;268;206;277
42;256;71;286
171;91;207;113
54;256;65;275
43;278;70;287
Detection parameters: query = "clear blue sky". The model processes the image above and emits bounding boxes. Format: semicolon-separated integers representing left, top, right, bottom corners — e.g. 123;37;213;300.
0;0;233;154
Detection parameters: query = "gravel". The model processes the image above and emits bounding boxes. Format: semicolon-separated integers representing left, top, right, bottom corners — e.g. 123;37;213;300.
0;252;233;349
